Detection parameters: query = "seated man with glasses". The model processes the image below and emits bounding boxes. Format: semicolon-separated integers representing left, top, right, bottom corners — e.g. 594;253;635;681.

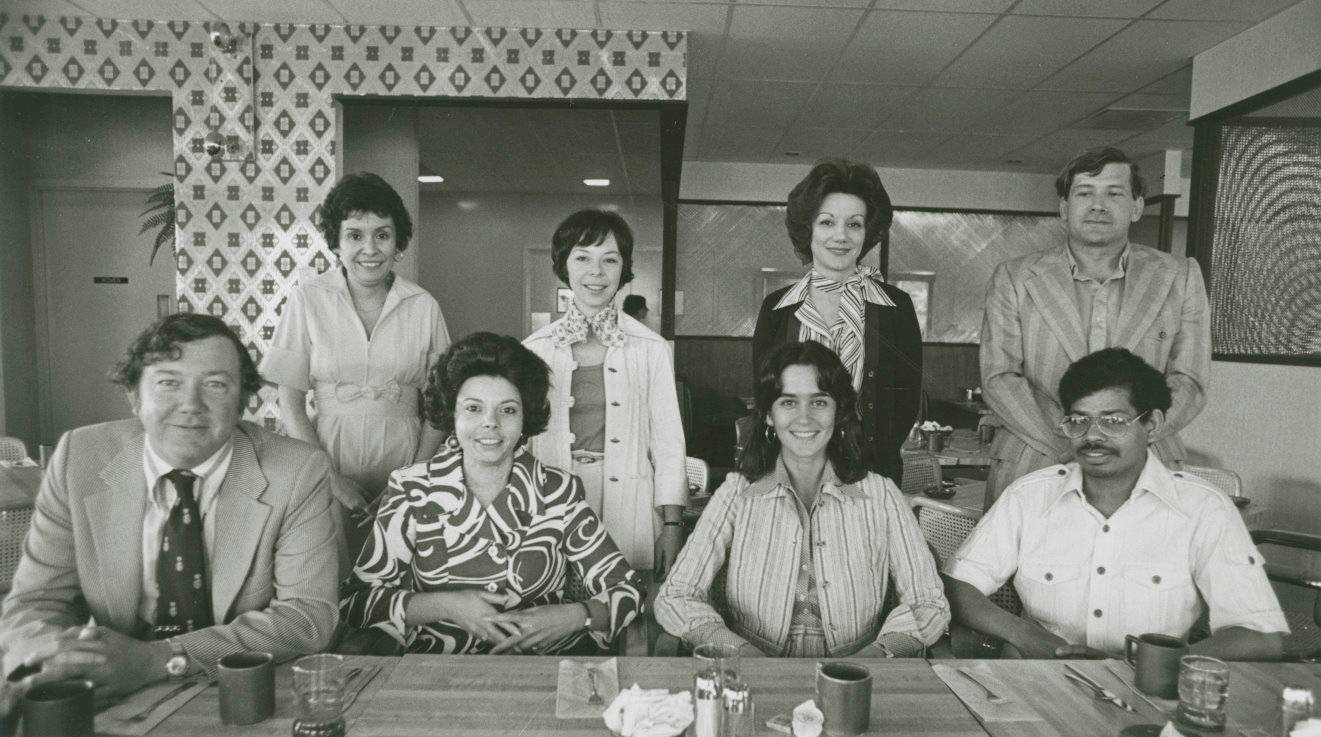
943;348;1285;660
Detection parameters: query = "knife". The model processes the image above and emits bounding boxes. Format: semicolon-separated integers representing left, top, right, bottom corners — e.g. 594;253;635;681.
1064;664;1135;712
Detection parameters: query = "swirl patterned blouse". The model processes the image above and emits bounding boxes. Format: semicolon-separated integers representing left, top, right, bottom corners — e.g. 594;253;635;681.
341;445;643;654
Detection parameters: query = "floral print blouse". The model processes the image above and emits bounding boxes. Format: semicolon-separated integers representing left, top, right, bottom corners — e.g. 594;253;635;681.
341;445;643;653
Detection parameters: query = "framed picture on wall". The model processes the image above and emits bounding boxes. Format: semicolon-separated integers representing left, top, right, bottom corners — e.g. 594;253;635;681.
891;271;934;339
556;287;574;313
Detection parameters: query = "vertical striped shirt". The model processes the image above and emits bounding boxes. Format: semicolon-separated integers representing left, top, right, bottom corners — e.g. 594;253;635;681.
655;462;949;656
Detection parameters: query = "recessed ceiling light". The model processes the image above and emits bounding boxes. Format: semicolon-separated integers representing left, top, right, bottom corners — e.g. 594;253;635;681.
1006;159;1023;165
418;175;445;184
783;151;802;157
583;178;611;187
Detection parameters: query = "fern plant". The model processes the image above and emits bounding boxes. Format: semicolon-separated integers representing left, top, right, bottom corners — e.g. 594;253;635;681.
140;172;177;265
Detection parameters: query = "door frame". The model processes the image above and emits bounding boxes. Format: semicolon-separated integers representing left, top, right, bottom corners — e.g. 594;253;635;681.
29;179;163;445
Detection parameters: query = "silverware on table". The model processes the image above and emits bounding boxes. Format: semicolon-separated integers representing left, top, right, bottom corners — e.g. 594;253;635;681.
956;667;1008;705
586;665;603;706
342;664;382;713
1103;663;1166;713
1062;666;1134;712
126;680;201;722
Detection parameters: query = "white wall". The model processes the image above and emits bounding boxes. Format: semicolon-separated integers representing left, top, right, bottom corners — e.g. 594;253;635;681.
417;193;663;341
680;161;1059;212
1190;0;1321;120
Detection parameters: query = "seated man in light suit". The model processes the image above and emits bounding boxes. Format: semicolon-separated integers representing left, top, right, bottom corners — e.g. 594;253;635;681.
0;313;339;696
945;348;1285;661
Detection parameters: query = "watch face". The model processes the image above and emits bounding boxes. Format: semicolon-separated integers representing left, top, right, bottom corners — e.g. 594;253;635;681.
166;653;189;677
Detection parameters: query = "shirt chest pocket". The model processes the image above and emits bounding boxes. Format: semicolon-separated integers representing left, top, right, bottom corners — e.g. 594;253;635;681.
1016;561;1083;622
1121;564;1195;632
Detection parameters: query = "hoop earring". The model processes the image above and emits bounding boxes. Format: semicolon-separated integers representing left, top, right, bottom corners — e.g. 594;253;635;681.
445;434;460;451
764;425;777;443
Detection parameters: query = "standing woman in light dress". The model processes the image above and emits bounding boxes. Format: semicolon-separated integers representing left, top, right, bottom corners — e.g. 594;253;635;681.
523;210;688;575
262;172;451;553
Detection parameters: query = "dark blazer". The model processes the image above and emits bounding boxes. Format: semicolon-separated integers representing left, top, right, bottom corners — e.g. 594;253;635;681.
753;280;923;483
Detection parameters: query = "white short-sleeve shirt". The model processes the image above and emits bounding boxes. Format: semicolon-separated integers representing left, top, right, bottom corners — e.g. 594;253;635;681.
945;452;1287;655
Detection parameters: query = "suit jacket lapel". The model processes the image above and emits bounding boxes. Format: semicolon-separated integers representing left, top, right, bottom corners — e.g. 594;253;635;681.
88;432;147;632
210;425;270;623
1114;247;1177;351
1024;251;1088;363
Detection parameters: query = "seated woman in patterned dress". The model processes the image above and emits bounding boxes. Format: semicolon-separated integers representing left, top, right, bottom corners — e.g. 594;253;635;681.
341;332;643;654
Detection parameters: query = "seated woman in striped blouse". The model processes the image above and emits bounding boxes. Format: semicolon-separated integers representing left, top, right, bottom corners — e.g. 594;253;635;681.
656;341;949;657
342;332;643;654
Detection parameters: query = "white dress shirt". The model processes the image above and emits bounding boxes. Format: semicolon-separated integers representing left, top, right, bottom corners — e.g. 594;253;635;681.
138;437;233;625
945;452;1287;655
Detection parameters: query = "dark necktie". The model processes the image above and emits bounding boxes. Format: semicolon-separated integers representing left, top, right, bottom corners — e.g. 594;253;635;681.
153;469;213;639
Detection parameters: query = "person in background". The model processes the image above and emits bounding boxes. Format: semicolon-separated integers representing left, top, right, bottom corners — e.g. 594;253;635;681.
656;341;949;657
0;314;337;695
342;333;643;654
945;348;1284;660
980;146;1209;506
524;210;687;575
621;294;648;322
261;172;451;560
753;159;922;485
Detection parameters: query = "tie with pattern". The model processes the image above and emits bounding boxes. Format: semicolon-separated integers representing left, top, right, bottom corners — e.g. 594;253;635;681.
153;469;213;639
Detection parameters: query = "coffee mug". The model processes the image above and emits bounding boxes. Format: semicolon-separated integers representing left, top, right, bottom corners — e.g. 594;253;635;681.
815;662;871;736
21;679;95;737
218;651;275;725
1124;633;1187;699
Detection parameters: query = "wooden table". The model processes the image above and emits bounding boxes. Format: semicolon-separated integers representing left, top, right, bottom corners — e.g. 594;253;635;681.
962;658;1321;737
934;430;992;468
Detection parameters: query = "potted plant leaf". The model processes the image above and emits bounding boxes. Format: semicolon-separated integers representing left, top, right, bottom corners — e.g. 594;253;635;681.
140;172;176;265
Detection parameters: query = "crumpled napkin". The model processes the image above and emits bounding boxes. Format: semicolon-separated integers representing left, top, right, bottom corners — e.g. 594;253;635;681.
792;700;824;737
602;684;694;737
1290;718;1321;737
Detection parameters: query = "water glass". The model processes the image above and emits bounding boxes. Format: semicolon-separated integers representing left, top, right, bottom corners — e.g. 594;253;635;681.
1175;655;1229;731
291;654;347;737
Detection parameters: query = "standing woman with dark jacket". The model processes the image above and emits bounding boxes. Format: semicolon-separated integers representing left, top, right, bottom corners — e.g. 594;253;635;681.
752;159;922;484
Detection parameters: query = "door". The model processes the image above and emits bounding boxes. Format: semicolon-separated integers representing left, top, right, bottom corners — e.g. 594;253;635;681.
34;186;176;443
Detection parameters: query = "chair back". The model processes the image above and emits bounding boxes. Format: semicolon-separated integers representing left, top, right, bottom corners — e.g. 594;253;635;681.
0;507;33;594
733;415;756;465
0;437;27;464
910;496;1021;616
1183;465;1242;497
1250;529;1321;660
900;450;943;496
685;456;711;496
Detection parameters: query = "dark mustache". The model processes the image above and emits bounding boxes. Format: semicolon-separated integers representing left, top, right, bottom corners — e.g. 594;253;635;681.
1080;443;1113;454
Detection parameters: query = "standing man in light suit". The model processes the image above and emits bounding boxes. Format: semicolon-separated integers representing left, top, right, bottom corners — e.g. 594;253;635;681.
0;313;338;697
980;146;1210;506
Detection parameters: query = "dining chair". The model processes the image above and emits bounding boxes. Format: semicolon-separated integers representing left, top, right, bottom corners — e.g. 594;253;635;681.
900;450;943;496
1183;465;1243;498
733;415;756;465
1249;529;1321;661
685;456;711;496
0;507;33;594
0;436;27;464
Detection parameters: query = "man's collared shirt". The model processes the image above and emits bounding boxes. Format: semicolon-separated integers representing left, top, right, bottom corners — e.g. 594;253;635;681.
1066;244;1129;352
945;452;1287;655
656;460;949;656
138;437;234;625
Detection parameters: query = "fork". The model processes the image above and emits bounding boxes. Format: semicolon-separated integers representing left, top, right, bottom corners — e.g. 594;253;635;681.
125;680;199;722
956;667;1008;705
586;666;603;705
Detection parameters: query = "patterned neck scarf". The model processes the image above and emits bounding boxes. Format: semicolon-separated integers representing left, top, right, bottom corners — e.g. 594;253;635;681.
551;299;627;349
798;266;881;391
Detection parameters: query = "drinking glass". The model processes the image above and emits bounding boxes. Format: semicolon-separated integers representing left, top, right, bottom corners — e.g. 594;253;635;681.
291;654;347;737
1175;655;1229;731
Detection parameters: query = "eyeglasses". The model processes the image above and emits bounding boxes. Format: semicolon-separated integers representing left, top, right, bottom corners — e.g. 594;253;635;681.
1057;411;1150;439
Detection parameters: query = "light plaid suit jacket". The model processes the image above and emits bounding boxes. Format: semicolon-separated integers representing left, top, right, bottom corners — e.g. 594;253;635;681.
0;419;339;677
979;244;1210;502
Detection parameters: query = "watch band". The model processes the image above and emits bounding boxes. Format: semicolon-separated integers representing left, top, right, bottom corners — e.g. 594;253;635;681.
580;601;594;630
164;638;190;678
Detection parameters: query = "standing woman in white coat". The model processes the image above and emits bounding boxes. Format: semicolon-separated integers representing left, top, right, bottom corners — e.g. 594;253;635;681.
524;210;687;576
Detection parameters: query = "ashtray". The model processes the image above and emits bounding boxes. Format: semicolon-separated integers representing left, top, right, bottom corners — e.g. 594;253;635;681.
922;481;957;500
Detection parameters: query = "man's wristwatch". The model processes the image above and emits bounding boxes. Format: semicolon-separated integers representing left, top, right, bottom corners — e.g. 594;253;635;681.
164;638;190;678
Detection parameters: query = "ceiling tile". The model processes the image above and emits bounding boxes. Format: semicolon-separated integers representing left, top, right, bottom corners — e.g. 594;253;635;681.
1138;65;1191;95
891;86;1024;131
1005;126;1144;171
717;5;864;80
53;0;218;20
197;0;350;23
1010;0;1161;18
799;83;920;130
777;125;871;160
922;131;1045;168
871;0;1013;11
737;0;871;7
1038;18;1252;93
685;31;725;80
935;16;1128;89
851;127;949;167
2;0;100;17
836;10;996;85
702;78;814;130
327;0;467;26
1105;92;1187;111
1114;115;1194;154
698;125;786;162
1147;0;1304;23
459;0;597;29
598;1;728;32
684;76;712;126
973;89;1118;135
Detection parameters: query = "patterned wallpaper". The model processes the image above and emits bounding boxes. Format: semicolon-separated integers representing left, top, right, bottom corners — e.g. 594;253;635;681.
0;13;686;424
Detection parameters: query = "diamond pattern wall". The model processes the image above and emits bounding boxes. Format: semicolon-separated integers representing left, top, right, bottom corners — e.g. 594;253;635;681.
0;13;686;425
